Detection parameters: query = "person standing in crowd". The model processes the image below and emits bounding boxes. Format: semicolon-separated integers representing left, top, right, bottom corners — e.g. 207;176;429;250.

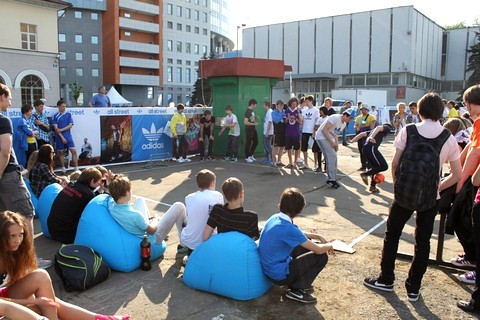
261;101;275;166
199;109;215;160
219;105;240;162
447;100;460;118
324;97;336;116
313;106;329;173
244;99;259;163
88;86;112;108
354;104;376;171
316;109;354;189
406;101;421;124
284;97;302;169
32;99;50;148
392;102;407;136
52;100;78;173
15;104;39;167
299;95;319;170
0;83;51;269
340;101;352;146
364;92;460;303
170;103;190;163
272;100;286;166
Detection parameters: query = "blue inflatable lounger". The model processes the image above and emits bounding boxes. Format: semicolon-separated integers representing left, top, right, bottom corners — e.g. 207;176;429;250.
36;183;63;239
183;231;272;300
74;194;167;272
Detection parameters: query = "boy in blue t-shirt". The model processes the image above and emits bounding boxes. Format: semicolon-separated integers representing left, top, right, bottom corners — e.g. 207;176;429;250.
258;187;333;303
52;100;78;173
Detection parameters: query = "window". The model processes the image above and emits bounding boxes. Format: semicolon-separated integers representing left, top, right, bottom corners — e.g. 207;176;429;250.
167;21;173;29
177;23;182;31
91;53;99;61
186;43;191;53
20;23;37;50
176;6;182;17
92;69;99;77
59;33;66;42
176;41;182;52
167;4;173;15
202;0;207;6
194;0;199;4
167;93;173;104
124;13;131;18
202;12;208;22
60;67;67;77
59;51;66;60
186;8;191;19
202;45;208;54
75;52;83;61
177;59;182;64
194;10;199;20
125;31;131;36
20;75;43;106
186;60;191;65
76;68;84;77
147;87;153;99
167;58;173;63
203;28;208;35
74;11;82;19
185;68;191;83
186;25;191;32
194;44;199;54
57;10;65;17
91;36;98;44
194;27;199;34
167;40;173;51
167;66;173;82
91;13;98;20
75;35;83;43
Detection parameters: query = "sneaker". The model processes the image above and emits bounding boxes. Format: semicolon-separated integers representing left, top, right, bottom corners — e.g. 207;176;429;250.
200;157;206;161
176;158;185;163
224;156;230;161
457;299;480;315
298;164;308;170
296;157;304;164
363;277;394;292
246;157;254;163
177;245;188;254
230;157;237;162
37;257;53;269
459;271;476;284
326;181;337;189
357;167;367;172
370;186;380;193
360;173;369;186
183;158;191;162
285;288;317;304
450;256;476;268
250;156;257;161
407;292;420;302
207;156;215;160
314;167;321;172
259;158;270;164
270;161;277;167
332;181;340;189
276;162;285;167
285;163;295;169
182;255;189;266
342;142;349;146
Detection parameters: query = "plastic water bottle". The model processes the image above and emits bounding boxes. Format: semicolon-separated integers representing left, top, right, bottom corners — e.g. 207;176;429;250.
140;234;151;271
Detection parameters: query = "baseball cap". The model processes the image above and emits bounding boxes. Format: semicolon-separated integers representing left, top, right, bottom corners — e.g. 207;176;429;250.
359;105;369;111
343;108;354;116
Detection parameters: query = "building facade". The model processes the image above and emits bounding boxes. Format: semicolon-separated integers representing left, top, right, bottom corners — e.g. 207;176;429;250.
242;6;478;106
0;0;70;108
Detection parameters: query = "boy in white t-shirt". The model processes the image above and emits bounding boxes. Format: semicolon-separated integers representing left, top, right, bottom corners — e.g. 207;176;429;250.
219;105;240;162
182;169;224;255
299;95;319;170
261;101;275;166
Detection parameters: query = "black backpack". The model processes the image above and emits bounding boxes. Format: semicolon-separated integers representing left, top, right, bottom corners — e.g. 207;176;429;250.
54;244;111;292
394;124;450;211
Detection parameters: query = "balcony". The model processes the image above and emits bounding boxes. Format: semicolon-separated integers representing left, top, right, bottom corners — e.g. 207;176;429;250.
119;0;159;15
120;73;159;86
120;17;159;34
120;56;159;69
120;40;159;54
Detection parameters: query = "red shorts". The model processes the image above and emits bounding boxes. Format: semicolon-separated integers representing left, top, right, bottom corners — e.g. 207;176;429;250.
0;286;9;298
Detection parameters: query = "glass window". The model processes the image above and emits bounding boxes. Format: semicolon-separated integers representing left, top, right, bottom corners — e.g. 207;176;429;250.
202;12;208;22
366;74;378;86
185;68;191;83
343;75;353;86
92;69;99;77
202;45;207;54
194;27;199;34
91;53;99;61
203;28;208;35
124;13;131;18
75;52;83;61
194;44;199;54
167;4;173;15
91;13;98;20
167;21;173;29
177;59;182;64
75;34;83;43
147;87;153;99
202;0;207;6
20;23;37;50
125;31;131;36
353;74;365;86
176;6;182;17
176;67;182;83
167;93;173;104
186;25;191;32
59;33;66;42
176;41;182;52
186;43;191;53
194;0;199;4
76;68;84;77
378;74;391;86
167;58;173;63
167;40;173;51
194;10;199;20
20;75;43;106
177;23;182;31
186;60;191;65
186;8;191;19
167;66;173;82
91;36;98;44
60;67;67;77
74;11;82;19
59;51;66;60
57;10;65;17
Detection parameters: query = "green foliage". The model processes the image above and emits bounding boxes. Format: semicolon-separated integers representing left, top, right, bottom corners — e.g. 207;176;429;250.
190;54;216;106
444;22;466;30
70;81;83;106
459;31;480;98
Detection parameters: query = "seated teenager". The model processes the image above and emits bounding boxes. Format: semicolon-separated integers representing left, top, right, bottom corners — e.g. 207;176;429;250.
202;177;259;241
47;167;103;244
258;187;333;304
108;174;187;251
29;144;68;198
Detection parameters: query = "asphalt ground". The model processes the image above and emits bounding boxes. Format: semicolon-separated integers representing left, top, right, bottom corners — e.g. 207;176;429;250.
33;135;473;319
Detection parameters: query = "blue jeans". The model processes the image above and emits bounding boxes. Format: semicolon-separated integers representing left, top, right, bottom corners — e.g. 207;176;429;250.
263;135;273;160
225;135;238;158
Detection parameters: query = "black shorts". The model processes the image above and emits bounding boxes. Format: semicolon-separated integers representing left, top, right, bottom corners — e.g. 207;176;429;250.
274;133;285;147
301;133;313;152
312;139;321;152
285;136;300;150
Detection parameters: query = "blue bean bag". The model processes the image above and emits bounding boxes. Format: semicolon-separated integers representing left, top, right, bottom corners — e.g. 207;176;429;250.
23;178;39;212
36;183;63;239
183;232;272;300
74;194;167;272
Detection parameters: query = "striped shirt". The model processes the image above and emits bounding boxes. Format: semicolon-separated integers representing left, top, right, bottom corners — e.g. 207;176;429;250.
206;204;259;240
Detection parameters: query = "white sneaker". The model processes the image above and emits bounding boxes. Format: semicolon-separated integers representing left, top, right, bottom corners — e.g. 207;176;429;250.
250;156;257;161
183;158;191;162
176;158;185;163
296;157;304;164
246;157;254;163
37;257;52;269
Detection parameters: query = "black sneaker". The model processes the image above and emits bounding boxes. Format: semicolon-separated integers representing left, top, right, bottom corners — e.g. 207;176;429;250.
326;181;336;189
285;288;317;304
360;173;369;185
407;292;420;302
333;181;341;189
363;277;394;292
457;300;480;315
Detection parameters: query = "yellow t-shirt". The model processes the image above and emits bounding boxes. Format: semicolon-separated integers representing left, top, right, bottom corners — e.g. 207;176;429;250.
355;114;376;132
448;108;459;118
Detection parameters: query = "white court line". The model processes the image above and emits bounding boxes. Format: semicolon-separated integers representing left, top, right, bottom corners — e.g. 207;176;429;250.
348;216;388;248
133;194;172;207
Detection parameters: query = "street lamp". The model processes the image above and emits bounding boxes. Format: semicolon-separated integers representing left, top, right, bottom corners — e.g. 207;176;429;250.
236;24;246;57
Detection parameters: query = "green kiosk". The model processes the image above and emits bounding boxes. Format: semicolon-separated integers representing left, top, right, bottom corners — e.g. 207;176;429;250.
198;57;292;159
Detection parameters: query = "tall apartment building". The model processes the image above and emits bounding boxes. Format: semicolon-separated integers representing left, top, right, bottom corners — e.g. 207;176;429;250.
58;0;106;106
0;0;70;107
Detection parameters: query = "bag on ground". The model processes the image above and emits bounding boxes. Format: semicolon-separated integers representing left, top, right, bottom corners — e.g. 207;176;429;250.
54;244;111;292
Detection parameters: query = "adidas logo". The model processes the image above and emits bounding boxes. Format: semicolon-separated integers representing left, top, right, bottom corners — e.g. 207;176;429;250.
137;109;143;114
93;110;100;115
304;112;312;117
142;123;164;141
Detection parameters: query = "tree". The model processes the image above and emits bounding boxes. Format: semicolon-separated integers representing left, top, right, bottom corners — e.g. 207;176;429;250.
460;31;480;97
444;22;467;30
190;54;216;106
70;81;83;106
